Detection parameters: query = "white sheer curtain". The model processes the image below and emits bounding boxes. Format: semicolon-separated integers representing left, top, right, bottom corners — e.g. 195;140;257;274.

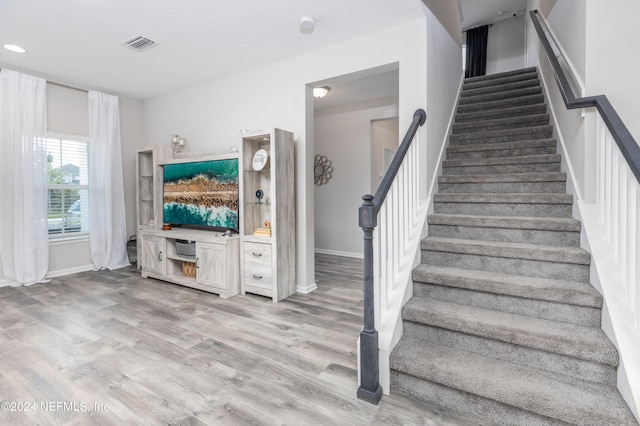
0;69;49;286
88;91;129;270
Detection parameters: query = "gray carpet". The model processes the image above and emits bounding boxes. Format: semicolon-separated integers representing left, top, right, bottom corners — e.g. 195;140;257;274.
389;68;638;425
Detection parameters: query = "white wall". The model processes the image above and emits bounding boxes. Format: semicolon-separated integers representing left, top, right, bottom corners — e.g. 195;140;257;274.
142;18;428;291
486;16;526;75
542;0;586;82
314;104;398;257
425;5;463;196
584;0;640;142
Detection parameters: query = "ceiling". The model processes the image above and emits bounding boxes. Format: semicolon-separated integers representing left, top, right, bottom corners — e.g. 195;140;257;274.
460;0;527;30
313;67;399;111
0;0;425;100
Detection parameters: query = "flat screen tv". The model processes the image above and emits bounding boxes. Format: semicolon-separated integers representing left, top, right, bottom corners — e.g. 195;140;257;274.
163;158;239;232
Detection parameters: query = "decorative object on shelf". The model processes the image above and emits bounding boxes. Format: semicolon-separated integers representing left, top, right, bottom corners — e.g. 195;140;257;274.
162;224;171;230
182;261;196;278
252;148;268;171
314;154;334;185
171;134;187;158
253;220;272;237
255;189;264;204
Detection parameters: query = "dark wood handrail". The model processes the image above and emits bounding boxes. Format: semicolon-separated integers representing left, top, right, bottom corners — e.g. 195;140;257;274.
530;10;640;184
357;108;426;404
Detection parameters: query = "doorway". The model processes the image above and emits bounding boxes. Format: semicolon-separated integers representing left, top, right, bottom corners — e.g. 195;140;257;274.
310;65;399;259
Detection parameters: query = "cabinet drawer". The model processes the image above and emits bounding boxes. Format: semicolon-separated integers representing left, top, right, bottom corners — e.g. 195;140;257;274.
244;242;272;291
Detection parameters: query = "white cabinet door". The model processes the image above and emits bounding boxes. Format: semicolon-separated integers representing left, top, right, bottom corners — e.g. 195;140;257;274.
196;242;226;290
141;234;165;275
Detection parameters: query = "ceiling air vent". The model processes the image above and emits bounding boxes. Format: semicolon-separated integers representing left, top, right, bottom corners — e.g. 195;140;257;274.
122;35;158;51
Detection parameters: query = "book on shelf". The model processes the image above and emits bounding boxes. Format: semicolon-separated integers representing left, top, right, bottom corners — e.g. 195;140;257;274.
253;227;272;237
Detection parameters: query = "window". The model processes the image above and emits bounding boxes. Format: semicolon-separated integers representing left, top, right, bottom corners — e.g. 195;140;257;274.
46;135;89;237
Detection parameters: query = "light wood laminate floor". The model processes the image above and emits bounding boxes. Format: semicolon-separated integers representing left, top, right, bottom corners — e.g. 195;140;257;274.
0;254;477;425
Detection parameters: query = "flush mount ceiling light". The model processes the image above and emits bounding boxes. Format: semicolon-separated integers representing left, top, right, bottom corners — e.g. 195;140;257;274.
3;44;26;53
299;16;315;34
313;86;330;98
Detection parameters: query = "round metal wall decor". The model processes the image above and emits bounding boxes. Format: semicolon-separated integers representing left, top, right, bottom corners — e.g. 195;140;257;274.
314;154;333;186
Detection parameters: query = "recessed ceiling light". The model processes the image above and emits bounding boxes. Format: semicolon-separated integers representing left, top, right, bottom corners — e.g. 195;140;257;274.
3;44;26;53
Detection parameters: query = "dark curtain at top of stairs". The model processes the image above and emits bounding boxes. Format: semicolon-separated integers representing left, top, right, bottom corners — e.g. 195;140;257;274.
465;25;489;78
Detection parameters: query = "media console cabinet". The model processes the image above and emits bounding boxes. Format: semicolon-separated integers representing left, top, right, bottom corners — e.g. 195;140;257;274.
139;227;240;298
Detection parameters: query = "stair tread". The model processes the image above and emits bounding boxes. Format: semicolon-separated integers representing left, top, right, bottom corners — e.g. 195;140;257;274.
457;94;546;113
403;298;616;365
455;103;547;122
413;264;601;308
433;192;573;204
423;236;591;265
453;113;549;132
446;139;556;153
459;86;543;105
461;79;541;98
428;213;580;231
390;338;636;425
450;125;553;142
464;67;537;83
439;172;566;183
443;154;560;167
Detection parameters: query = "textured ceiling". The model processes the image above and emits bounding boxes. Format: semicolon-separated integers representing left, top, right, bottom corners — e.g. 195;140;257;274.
0;0;425;100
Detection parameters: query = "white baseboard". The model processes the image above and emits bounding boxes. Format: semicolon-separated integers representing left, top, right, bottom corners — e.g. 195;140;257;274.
296;281;318;294
0;279;7;288
45;264;95;279
314;248;363;259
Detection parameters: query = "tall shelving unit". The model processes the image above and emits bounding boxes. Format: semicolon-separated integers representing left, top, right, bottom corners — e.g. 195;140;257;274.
240;129;295;301
135;146;172;267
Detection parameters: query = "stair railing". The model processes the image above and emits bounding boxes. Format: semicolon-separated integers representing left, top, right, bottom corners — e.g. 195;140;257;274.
531;8;640;332
530;9;640;410
357;109;426;404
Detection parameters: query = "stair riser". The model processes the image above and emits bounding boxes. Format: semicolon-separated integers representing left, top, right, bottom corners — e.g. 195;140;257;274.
443;162;560;175
447;145;556;160
413;283;599;326
390;371;561;426
427;224;580;247
439;181;566;194
434;202;572;218
422;250;590;281
403;322;614;385
457;95;545;114
455;104;547;123
450;130;554;146
452;118;550;134
459;88;543;106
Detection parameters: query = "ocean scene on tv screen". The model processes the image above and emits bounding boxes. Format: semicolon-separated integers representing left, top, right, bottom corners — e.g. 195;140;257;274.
163;159;239;229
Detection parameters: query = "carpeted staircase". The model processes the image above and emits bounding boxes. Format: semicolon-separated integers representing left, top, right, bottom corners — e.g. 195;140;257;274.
389;68;638;425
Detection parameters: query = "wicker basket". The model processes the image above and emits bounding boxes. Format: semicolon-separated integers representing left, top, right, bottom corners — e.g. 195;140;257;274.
182;261;196;278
